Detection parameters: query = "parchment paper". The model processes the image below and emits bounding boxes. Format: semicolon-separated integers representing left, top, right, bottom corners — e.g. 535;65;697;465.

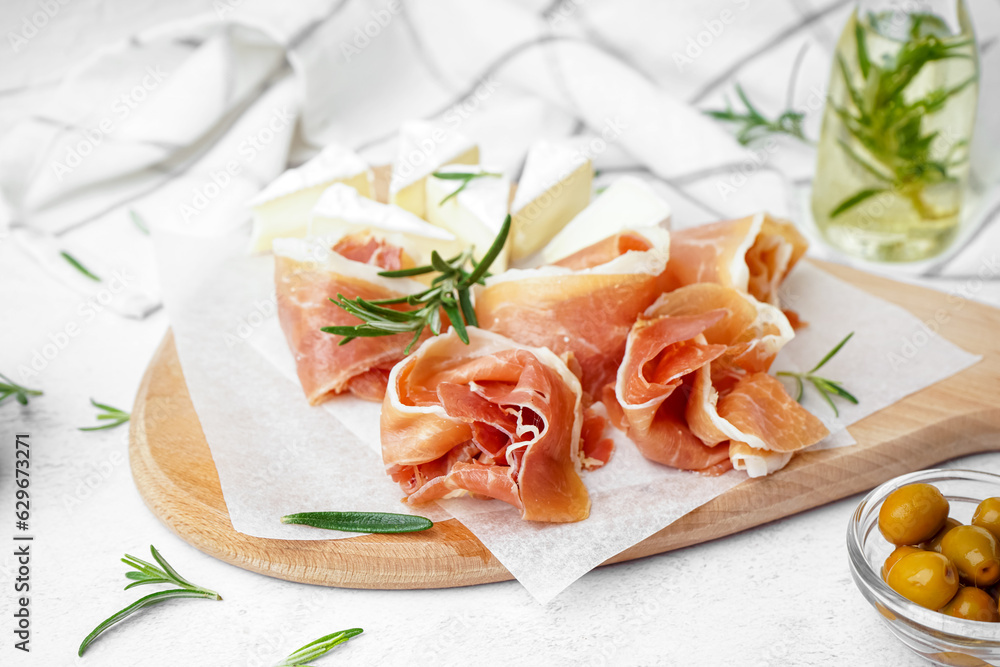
155;230;981;602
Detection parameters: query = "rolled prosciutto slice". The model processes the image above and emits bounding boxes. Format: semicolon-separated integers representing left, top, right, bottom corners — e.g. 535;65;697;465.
612;283;827;476
274;233;427;404
475;227;670;399
611;310;731;472
381;328;594;522
664;212;807;306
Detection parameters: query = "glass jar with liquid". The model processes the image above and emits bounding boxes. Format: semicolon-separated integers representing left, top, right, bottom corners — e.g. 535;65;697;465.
811;0;979;262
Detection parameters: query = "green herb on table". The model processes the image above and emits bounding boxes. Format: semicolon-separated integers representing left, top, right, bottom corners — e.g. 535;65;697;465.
79;398;131;431
79;545;222;656
130;209;150;235
322;215;510;354
0;372;42;406
703;84;808;146
281;511;433;534
827;14;974;219
777;332;858;417
431;169;502;205
272;628;364;666
60;250;100;282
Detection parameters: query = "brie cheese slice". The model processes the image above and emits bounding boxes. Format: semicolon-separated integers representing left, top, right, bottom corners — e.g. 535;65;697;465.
541;176;672;264
389;120;479;219
509;141;592;261
309;183;463;266
425;164;511;272
248;144;373;253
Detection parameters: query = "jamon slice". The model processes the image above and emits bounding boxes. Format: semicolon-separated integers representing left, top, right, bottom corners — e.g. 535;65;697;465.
612;310;732;471
476;227;670;398
716;372;829;453
664;213;807;305
274;233;427;405
382;328;591;522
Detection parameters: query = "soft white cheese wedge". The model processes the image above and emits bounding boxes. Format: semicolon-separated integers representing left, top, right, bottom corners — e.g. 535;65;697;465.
308;183;463;266
509;141;592;261
389;120;479;219
541;176;672;264
425;164;511;272
248;144;373;253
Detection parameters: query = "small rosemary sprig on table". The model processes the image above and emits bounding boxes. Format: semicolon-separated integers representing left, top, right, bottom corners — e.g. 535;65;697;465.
322;215;510;354
0;372;42;406
79;398;131;431
704;84;808;146
777;332;858;417
431;169;502;205
60;250;100;281
79;545;221;656
272;629;364;666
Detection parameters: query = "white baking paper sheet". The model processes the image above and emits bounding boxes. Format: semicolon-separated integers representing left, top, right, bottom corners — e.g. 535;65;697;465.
155;229;981;603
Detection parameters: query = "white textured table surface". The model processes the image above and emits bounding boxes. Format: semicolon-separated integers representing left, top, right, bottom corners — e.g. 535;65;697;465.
3;1;1000;665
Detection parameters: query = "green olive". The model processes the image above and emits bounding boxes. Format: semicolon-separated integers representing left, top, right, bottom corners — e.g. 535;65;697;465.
921;517;963;553
940;586;1000;622
941;525;1000;587
972;497;1000;541
886;551;959;610
882;546;923;581
878;483;950;546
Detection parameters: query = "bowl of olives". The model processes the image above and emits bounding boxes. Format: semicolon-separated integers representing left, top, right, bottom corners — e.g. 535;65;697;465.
848;469;1000;666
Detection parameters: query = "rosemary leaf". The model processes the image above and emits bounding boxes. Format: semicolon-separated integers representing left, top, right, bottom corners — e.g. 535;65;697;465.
281;511;433;534
78;546;221;656
776;332;856;416
79;398;130;431
61;251;100;282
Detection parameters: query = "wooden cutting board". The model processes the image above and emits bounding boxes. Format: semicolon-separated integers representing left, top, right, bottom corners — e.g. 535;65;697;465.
129;259;1000;589
128;166;1000;588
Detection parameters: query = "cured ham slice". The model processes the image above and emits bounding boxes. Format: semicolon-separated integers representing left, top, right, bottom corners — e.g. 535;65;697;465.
476;227;671;398
612;281;824;476
664;212;807;305
716;372;829;453
382;328;591;522
612;310;732;471
274;233;427;405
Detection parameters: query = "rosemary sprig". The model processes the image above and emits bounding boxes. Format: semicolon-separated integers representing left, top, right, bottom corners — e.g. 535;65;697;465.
777;332;858;417
828;12;975;219
322;214;510;354
0;372;42;406
60;250;100;281
432;169;502;205
272;629;364;666
78;545;221;656
282;511;433;534
130;209;150;235
79;398;131;431
704;84;808;145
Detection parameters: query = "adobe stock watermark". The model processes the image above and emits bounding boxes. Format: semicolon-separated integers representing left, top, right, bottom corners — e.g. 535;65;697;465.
222;293;277;347
515;115;628;224
177;106;295;222
714;85;826;201
389;76;501;193
673;0;753;72
887;253;1000;369
14;270;137;382
51;66;170;181
7;0;72;53
547;0;589;26
340;0;402;63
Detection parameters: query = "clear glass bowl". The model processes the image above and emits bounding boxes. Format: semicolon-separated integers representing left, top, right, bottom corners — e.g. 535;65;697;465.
848;469;1000;666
